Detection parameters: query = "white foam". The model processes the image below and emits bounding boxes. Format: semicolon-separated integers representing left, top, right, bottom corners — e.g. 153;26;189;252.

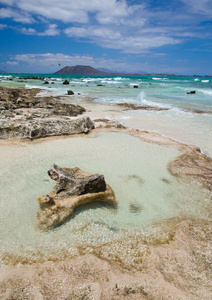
25;84;40;89
201;80;209;83
138;91;171;109
196;88;212;96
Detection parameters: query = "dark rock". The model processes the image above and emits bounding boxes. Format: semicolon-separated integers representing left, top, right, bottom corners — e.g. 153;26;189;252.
133;85;138;88
97;84;104;86
67;90;74;95
43;81;49;84
187;90;196;94
48;164;107;196
63;80;69;85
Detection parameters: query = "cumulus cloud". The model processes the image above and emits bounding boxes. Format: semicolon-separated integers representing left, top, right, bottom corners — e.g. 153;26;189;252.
0;0;130;24
12;53;96;67
9;52;131;72
38;24;60;36
64;26;121;40
6;61;19;65
0;7;34;23
20;24;59;36
65;25;180;53
0;0;211;54
20;27;36;35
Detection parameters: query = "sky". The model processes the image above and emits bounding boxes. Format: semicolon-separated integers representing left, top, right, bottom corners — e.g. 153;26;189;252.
0;0;212;75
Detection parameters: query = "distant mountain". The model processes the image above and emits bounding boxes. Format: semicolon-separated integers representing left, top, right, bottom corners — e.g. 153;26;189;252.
55;65;149;76
55;65;109;75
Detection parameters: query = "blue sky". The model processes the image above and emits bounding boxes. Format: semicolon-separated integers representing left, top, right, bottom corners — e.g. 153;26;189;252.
0;0;212;75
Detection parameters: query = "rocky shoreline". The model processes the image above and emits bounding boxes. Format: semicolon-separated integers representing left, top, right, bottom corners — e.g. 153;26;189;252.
0;86;212;299
0;86;94;139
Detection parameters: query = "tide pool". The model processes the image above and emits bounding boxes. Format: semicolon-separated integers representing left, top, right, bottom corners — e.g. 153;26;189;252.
0;131;210;264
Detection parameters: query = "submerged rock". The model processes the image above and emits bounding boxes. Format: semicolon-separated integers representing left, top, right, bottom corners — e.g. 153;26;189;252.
36;164;116;230
63;80;69;85
67;90;74;95
187;90;196;94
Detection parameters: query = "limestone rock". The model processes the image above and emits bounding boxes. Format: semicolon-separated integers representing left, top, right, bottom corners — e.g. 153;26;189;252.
36;165;116;230
0;87;95;139
0;116;94;139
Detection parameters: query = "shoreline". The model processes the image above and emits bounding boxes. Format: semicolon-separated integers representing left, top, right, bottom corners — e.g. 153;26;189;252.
0;86;212;299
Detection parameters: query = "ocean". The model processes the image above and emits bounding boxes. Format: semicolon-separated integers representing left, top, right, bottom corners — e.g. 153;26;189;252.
1;73;211;156
0;73;211;265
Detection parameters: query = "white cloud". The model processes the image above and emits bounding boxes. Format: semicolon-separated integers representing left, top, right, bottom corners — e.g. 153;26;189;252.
6;61;19;65
12;53;96;67
20;24;59;36
65;26;121;40
65;25;180;53
0;0;130;24
0;8;34;23
0;23;7;29
20;27;36;35
0;0;211;55
9;52;132;72
38;24;60;36
181;0;212;15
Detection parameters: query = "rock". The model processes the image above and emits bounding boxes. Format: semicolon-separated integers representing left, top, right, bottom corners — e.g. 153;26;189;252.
63;80;69;85
0;87;94;139
187;90;196;94
133;85;138;88
0;116;94;139
43;81;49;84
36;164;116;230
117;103;169;111
67;90;74;95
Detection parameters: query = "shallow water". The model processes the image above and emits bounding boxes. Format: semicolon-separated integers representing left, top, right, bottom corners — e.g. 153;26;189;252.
0;131;210;263
0;74;211;265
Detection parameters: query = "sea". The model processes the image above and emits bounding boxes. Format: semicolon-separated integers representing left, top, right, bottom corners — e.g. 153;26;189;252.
1;73;212;156
0;73;211;265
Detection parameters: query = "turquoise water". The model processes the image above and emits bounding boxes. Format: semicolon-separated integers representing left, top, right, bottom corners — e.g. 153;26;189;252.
1;72;211;155
0;132;210;262
1;73;212;111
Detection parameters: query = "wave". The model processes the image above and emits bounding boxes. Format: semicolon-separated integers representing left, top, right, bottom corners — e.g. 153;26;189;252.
199;89;212;96
25;84;41;89
138;91;171;109
201;80;209;83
